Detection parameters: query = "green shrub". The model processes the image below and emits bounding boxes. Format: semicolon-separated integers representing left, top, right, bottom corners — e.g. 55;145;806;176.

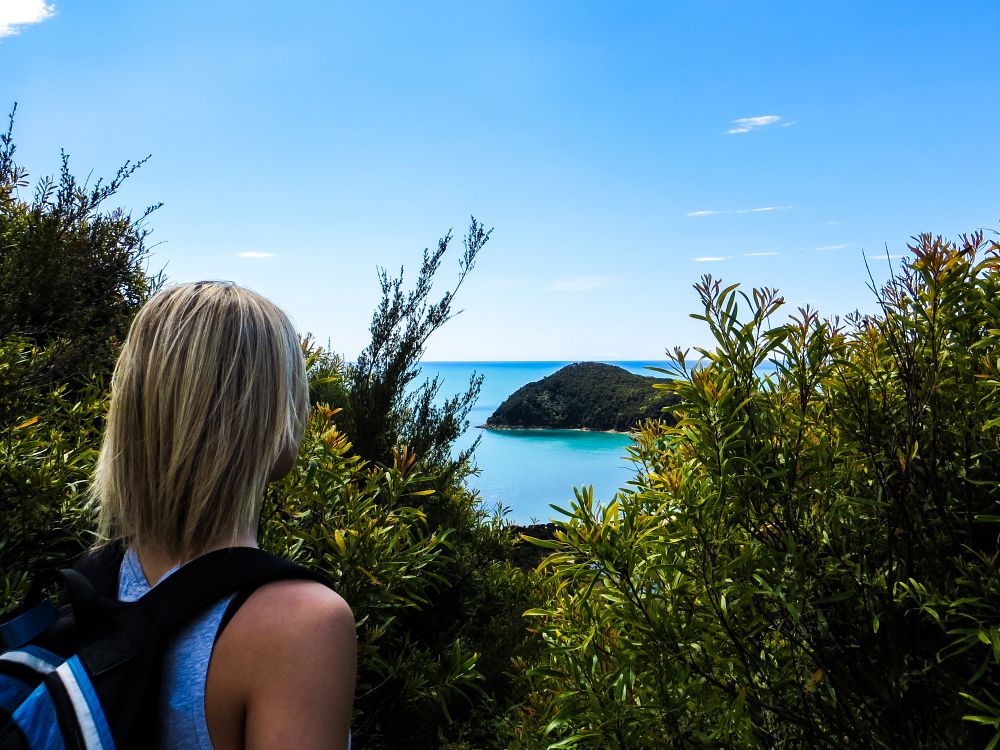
0;106;158;607
0;337;104;612
525;232;1000;749
0;106;159;393
305;219;543;748
0;339;538;749
260;406;476;740
267;345;541;749
1;200;537;748
342;218;490;474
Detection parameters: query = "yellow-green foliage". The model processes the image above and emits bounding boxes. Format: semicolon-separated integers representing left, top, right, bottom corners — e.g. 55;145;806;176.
1;119;534;748
260;399;541;749
0;107;158;382
261;406;482;733
0;337;104;611
0;353;536;750
526;233;1000;749
1;109;157;605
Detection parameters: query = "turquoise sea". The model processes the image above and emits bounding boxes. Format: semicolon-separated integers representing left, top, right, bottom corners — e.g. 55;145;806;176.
418;362;670;524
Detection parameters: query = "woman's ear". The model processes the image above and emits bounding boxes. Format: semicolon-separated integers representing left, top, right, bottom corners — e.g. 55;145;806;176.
268;441;298;483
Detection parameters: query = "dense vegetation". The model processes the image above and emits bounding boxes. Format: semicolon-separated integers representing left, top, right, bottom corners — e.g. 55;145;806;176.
3;113;999;749
0;116;539;750
265;221;542;748
0;106;159;404
485;362;678;432
519;234;1000;748
1;106;157;600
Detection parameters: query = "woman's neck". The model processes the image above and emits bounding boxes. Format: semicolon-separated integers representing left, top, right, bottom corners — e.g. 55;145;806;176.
135;533;258;587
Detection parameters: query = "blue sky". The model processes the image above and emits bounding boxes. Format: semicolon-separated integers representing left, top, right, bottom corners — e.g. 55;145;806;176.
3;1;998;360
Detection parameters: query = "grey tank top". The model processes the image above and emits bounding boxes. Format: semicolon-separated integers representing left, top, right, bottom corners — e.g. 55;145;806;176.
118;548;231;750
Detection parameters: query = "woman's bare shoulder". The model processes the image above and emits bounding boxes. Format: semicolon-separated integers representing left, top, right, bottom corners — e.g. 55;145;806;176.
235;579;355;637
212;578;356;697
212;579;356;749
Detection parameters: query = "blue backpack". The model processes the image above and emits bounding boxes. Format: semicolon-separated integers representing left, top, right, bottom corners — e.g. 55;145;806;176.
0;545;328;749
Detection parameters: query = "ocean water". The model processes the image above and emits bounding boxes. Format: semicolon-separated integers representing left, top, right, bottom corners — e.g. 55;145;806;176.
418;362;670;523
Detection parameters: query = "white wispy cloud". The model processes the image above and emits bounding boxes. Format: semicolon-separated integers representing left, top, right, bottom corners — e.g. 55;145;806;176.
726;115;781;134
815;243;851;252
687;205;792;218
549;275;617;292
735;206;790;214
744;251;780;257
236;251;276;259
693;256;729;263
0;0;55;37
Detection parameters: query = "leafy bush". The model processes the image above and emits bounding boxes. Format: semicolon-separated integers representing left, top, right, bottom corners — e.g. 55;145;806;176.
0;105;159;393
270;219;542;747
261;403;541;748
303;335;351;412
0;106;158;606
0;337;104;611
0;183;537;747
0;336;539;749
260;406;471;739
525;232;1000;749
342;218;490;475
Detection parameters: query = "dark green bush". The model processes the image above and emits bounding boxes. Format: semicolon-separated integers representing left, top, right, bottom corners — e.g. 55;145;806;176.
272;219;542;748
341;218;489;476
0;110;539;747
0;337;103;611
261;409;540;747
0;106;159;396
1;108;157;605
525;232;1000;749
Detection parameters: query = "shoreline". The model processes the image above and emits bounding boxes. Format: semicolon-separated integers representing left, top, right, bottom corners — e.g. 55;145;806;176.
476;424;633;436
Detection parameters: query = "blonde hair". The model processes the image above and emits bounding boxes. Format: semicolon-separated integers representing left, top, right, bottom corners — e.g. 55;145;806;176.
91;281;308;559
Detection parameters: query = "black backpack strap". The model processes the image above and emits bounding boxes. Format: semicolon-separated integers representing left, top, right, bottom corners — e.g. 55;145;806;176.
1;555;121;648
53;568;115;637
73;541;127;599
215;588;256;645
136;547;330;637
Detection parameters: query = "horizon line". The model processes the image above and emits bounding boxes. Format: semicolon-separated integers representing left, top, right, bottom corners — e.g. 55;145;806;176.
417;358;670;365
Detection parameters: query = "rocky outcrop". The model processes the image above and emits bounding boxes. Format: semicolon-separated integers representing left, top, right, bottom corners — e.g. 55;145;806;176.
509;523;560;570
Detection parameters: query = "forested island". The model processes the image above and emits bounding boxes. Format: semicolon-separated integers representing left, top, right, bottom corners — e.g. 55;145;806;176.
483;362;678;432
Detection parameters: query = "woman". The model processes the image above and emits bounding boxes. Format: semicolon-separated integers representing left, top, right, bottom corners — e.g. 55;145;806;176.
90;281;356;749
